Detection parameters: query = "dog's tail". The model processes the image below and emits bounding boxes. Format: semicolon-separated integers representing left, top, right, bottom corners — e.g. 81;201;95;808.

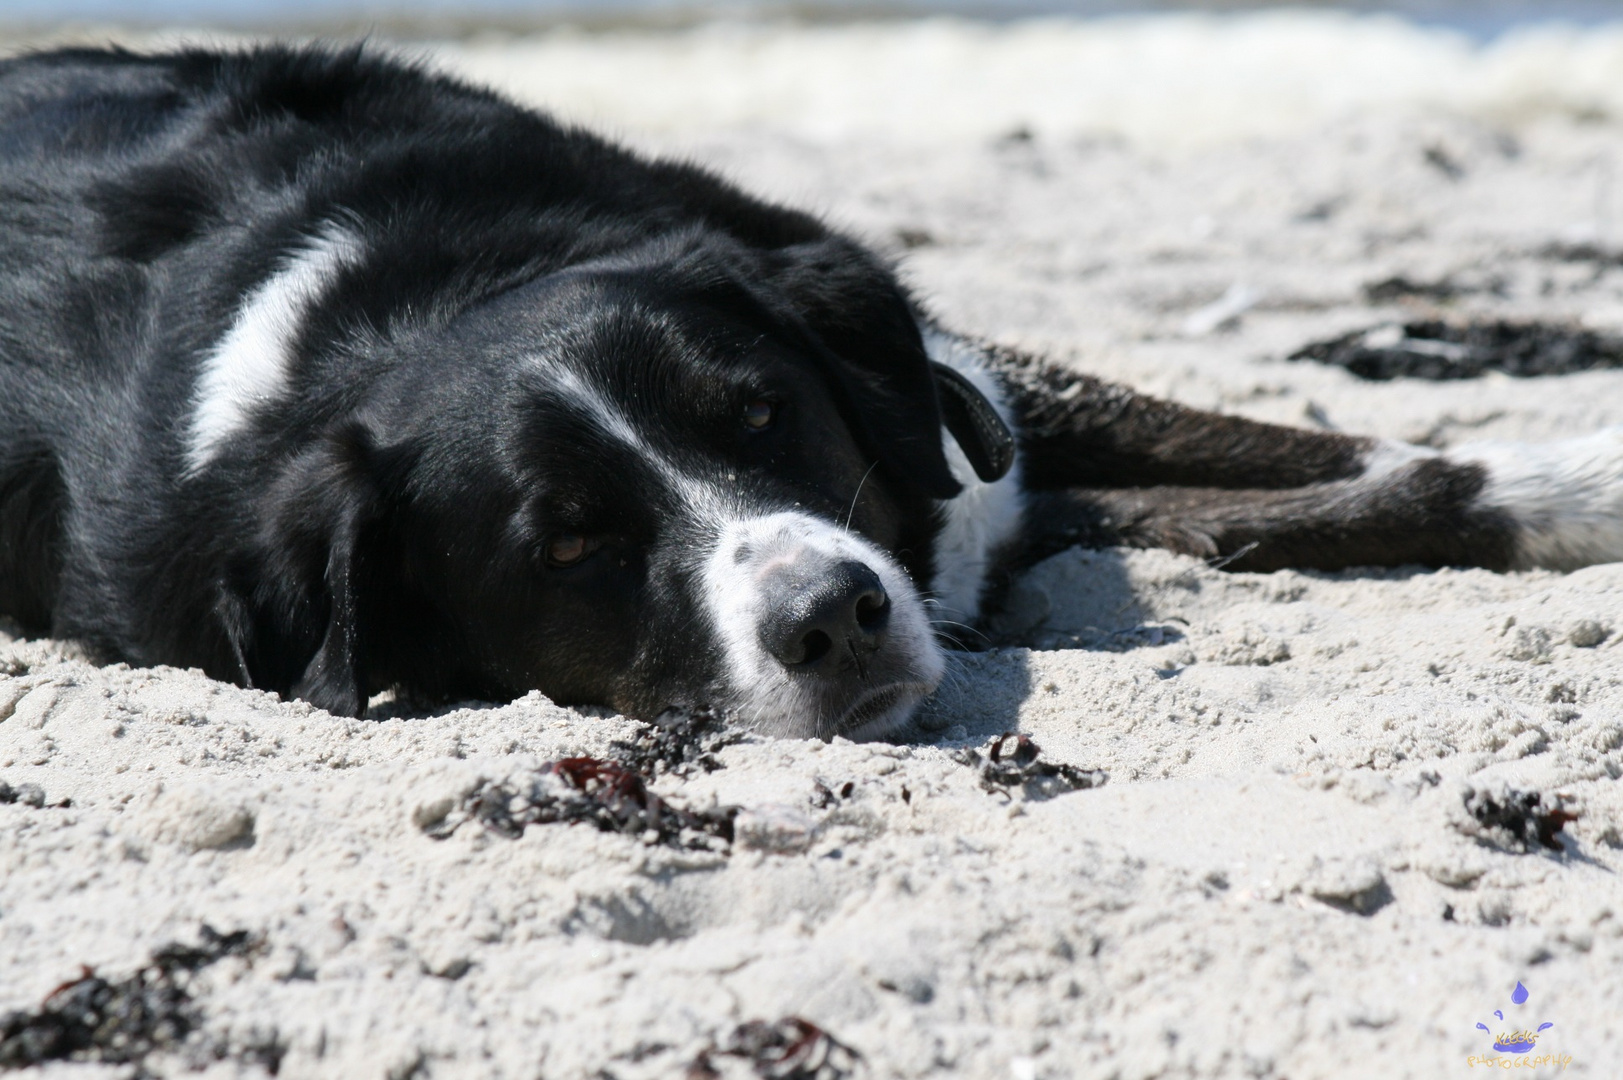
1448;427;1623;570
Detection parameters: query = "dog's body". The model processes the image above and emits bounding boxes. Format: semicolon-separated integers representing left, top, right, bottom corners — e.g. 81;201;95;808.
3;45;1621;739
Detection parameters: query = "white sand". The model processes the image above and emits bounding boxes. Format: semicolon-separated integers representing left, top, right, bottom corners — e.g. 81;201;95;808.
4;13;1623;1078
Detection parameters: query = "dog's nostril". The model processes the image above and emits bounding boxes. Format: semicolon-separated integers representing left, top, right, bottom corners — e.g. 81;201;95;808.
799;629;833;666
855;590;889;631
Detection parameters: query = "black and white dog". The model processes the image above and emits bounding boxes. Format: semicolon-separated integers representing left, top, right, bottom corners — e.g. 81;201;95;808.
2;45;1620;739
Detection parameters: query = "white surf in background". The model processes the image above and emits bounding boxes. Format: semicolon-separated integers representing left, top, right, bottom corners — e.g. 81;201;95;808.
8;2;1623;157
428;11;1623;153
4;0;1621;37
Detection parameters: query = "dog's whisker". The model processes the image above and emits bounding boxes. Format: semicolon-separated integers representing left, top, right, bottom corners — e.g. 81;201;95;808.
929;617;992;649
841;460;880;533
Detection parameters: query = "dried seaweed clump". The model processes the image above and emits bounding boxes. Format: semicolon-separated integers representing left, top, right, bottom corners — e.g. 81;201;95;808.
1290;319;1623;381
426;757;737;851
957;734;1107;799
611;707;748;779
1463;788;1578;853
0;926;269;1074
687;1017;864;1080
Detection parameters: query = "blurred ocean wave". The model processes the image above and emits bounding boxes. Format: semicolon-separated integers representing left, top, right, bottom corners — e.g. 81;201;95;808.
425;12;1623;149
2;1;1620;38
5;1;1622;153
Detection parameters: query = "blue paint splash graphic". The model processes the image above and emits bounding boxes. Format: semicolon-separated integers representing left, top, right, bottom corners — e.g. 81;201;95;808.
1480;983;1553;1053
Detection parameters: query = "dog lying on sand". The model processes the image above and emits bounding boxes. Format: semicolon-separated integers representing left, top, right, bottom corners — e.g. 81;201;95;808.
2;45;1620;738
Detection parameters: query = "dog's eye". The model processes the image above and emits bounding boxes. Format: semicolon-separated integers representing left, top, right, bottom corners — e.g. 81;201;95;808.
742;399;776;430
545;534;595;567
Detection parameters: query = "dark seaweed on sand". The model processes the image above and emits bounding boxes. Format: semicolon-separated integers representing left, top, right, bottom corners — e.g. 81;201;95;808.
0;926;273;1075
426;757;738;851
687;1016;863;1080
611;707;748;778
1290;319;1623;381
1464;788;1578;853
957;734;1107;799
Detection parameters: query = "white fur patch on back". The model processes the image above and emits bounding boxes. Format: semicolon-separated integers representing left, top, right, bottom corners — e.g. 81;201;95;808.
184;226;364;475
921;329;1025;629
1450;427;1623;570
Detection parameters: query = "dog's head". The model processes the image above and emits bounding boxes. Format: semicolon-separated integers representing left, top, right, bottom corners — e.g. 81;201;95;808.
261;233;1000;738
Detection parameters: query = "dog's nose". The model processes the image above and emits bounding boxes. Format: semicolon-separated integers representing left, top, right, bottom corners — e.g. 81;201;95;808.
760;560;891;669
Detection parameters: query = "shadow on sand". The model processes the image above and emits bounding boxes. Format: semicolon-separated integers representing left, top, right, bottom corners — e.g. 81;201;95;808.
909;545;1176;746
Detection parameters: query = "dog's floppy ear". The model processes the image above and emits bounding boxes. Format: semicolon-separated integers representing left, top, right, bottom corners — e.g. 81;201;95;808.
751;238;964;499
262;421;386;718
931;362;1016;483
290;500;368;718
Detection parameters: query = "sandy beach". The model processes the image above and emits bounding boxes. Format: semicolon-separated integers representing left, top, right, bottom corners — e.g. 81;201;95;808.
3;12;1623;1077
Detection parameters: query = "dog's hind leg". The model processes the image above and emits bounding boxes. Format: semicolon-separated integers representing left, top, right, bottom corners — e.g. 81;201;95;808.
1020;468;1518;573
990;345;1383;491
953;339;1623;572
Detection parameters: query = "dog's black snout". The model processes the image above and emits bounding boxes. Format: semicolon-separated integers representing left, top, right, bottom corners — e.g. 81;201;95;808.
761;560;891;669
